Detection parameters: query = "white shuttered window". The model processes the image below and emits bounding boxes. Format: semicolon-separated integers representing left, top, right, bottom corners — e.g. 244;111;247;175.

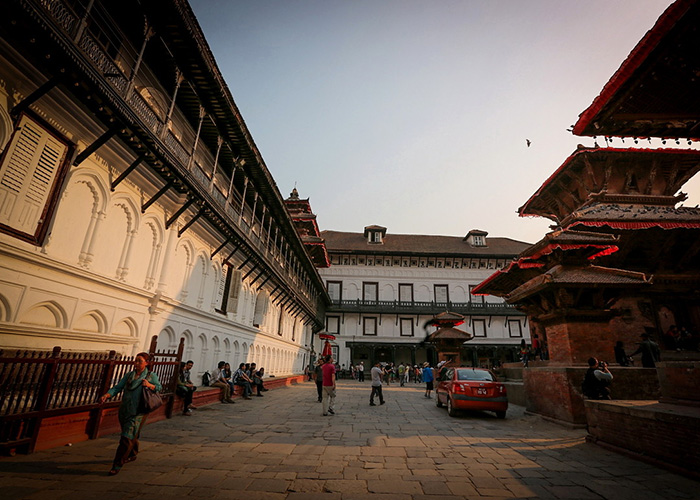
0;114;70;243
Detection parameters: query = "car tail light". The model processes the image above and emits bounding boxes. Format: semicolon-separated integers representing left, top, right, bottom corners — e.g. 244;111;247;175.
453;383;467;393
498;384;507;394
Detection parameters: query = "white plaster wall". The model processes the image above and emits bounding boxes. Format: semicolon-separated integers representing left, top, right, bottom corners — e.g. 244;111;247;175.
0;63;312;378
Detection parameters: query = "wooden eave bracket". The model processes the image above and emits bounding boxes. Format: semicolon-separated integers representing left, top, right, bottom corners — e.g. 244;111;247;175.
73;128;118;166
165;198;195;229
142;181;172;213
11;76;62;118
178;208;204;237
210;238;230;259
111;155;144;192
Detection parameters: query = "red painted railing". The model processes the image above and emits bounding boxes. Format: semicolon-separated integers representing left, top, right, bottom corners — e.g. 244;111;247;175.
0;336;183;454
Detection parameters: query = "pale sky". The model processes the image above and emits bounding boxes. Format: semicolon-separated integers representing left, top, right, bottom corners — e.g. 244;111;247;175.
189;0;698;245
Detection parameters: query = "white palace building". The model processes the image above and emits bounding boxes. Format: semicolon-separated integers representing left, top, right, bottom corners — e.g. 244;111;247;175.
0;0;329;381
318;225;532;370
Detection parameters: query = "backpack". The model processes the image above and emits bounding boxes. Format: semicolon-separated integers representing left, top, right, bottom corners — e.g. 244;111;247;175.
581;368;600;399
201;371;211;387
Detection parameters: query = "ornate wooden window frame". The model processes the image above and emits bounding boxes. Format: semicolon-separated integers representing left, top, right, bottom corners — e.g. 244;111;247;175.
0;111;74;246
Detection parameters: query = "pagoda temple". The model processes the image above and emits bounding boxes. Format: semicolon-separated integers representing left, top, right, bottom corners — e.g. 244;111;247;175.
424;311;473;366
475;0;700;476
284;188;330;268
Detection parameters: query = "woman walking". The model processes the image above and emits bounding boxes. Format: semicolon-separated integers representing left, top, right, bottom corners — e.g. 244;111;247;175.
100;352;162;475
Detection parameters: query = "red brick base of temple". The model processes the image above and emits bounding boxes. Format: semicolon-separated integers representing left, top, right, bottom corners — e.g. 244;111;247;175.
523;366;660;425
584;360;700;479
585;399;700;479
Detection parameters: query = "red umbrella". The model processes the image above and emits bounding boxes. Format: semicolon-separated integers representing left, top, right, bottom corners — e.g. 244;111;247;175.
318;333;336;340
322;340;333;357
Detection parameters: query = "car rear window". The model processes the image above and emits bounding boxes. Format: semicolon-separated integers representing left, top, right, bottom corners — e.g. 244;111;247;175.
456;369;494;381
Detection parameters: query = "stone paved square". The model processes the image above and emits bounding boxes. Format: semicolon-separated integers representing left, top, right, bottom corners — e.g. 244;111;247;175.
0;380;697;499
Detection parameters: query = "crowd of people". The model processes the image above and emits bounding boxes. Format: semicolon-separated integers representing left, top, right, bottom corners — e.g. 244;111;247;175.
309;357;441;412
99;355;271;476
98;326;686;476
662;325;700;351
176;359;269;416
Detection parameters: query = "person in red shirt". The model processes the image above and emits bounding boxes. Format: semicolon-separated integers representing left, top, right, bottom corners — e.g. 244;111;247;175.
321;355;336;416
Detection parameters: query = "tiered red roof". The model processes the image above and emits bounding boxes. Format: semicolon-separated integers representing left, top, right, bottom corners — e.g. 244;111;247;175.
284;188;330;268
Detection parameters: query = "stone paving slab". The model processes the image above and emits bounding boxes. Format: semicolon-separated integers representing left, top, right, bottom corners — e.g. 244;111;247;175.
1;380;698;499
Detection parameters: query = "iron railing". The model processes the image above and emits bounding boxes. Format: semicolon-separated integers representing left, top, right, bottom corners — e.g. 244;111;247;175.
327;300;519;315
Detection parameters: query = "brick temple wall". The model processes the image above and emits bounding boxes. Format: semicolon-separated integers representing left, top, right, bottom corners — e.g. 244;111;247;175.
656;361;700;404
523;366;660;425
542;319;615;365
586;400;700;479
540;297;657;365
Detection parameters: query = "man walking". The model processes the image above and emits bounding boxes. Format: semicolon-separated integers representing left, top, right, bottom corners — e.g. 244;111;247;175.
369;361;386;406
357;362;365;382
631;333;661;368
321;355;336;416
313;358;324;402
423;362;435;398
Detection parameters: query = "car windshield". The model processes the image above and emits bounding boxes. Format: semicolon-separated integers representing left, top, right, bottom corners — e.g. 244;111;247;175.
456;369;494;382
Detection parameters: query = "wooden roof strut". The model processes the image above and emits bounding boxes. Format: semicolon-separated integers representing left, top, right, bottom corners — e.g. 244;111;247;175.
237;254;253;270
11;76;61;118
242;263;259;281
210;238;230;259
178;208;204;237
249;270;265;286
165;198;195;229
142;181;172;213
111;155;144;192
73;128;117;166
256;275;272;291
223;243;241;264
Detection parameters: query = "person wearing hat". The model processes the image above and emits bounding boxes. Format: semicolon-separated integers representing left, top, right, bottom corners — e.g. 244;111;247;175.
422;362;435;398
631;333;661;368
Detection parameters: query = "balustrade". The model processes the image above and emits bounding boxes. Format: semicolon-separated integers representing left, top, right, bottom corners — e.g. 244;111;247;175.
328;299;518;315
34;0;318;312
127;88;162;135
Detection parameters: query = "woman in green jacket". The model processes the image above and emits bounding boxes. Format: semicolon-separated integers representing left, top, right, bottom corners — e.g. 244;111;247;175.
100;352;162;475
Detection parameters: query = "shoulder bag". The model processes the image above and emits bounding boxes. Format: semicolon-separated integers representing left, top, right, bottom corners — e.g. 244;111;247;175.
139;371;163;414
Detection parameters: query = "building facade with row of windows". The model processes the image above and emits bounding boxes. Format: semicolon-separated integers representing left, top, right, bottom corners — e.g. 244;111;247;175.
318;226;532;369
0;0;328;380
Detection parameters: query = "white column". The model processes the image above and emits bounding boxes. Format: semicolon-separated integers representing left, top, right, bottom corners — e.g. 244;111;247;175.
196;266;208;309
179;259;193;302
117;229;138;281
83;210;106;268
144;242;162;290
78;210;99;267
156;224;178;295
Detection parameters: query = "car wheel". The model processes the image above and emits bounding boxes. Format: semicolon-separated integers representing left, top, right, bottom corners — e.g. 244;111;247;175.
496;411;506;419
436;392;443;408
447;397;458;417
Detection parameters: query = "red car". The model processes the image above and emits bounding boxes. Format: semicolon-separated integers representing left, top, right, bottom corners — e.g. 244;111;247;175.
435;367;508;419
